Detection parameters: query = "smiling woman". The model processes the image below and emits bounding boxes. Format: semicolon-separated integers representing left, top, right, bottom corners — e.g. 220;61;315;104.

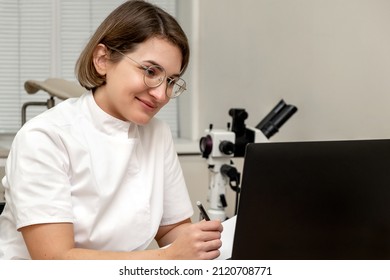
0;0;222;260
91;38;183;125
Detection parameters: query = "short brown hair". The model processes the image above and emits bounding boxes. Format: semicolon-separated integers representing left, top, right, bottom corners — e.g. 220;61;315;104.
75;0;190;91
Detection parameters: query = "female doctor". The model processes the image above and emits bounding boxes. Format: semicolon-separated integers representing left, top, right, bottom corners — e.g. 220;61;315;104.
0;0;223;259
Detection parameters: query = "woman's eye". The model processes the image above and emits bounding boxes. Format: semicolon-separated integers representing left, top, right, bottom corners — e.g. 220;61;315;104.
144;65;164;79
145;67;157;78
167;77;176;87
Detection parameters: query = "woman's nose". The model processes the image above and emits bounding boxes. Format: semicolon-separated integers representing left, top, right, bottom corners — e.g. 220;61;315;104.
148;81;168;101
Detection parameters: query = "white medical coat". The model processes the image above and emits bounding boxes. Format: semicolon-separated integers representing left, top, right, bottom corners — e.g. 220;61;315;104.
0;92;193;259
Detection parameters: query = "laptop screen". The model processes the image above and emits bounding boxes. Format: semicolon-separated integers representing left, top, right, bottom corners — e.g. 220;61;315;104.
231;139;390;260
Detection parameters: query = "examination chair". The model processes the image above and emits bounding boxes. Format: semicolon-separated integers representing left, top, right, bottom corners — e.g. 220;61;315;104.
22;78;85;125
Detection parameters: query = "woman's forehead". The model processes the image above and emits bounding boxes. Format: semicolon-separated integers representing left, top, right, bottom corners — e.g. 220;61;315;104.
131;37;182;75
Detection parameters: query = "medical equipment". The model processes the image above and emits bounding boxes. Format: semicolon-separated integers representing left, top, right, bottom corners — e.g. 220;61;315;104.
22;78;85;125
199;100;297;221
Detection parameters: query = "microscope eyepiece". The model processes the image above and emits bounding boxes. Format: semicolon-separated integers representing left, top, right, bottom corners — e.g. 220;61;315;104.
219;140;235;155
199;135;213;158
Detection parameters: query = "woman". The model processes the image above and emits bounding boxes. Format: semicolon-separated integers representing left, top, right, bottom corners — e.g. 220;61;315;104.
0;0;222;259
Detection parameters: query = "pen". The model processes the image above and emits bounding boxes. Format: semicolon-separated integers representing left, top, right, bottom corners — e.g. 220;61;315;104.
196;201;210;221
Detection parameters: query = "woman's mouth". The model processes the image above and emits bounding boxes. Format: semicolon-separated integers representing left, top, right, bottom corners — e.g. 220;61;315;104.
137;97;157;110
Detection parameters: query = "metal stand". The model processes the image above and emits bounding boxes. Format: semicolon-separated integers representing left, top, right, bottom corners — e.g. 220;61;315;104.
21;96;55;125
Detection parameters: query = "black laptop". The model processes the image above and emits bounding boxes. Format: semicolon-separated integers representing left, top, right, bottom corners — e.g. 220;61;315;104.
231;139;390;260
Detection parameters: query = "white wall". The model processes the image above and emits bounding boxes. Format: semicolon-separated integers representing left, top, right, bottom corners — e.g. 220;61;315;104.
175;0;390;222
179;0;390;142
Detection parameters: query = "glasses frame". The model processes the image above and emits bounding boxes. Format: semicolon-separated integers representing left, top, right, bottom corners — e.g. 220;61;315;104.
107;46;186;99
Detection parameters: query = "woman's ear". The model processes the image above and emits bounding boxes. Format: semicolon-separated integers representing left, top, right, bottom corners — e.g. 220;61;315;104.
92;44;108;76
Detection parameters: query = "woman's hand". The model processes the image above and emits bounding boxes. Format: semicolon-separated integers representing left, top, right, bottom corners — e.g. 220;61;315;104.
161;220;223;260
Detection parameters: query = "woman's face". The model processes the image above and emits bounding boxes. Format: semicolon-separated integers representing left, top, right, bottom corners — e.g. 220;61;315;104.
92;37;183;125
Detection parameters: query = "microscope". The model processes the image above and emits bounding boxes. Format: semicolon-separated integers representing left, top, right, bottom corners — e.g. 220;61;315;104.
199;100;297;221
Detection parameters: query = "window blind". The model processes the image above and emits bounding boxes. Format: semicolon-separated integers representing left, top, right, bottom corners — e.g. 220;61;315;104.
0;0;179;137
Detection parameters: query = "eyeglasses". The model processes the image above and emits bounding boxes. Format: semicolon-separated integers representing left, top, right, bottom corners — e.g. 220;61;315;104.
107;46;186;99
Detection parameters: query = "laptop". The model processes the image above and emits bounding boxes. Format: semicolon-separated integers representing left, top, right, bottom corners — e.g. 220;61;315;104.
231;139;390;260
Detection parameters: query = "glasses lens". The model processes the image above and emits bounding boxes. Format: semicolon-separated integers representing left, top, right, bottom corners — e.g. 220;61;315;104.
168;78;186;98
144;65;165;87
